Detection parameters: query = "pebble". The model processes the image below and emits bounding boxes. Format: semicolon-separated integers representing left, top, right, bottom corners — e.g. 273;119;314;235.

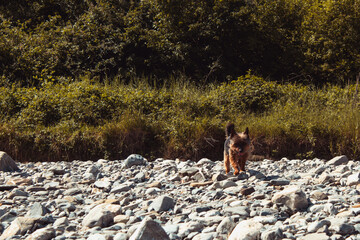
1;155;360;239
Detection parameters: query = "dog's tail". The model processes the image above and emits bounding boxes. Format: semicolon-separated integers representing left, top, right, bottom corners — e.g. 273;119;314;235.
225;123;236;137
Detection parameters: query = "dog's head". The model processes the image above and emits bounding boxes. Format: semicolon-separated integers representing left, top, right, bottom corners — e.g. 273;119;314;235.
226;123;250;155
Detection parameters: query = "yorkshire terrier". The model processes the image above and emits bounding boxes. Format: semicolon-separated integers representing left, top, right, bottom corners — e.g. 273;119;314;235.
224;123;251;175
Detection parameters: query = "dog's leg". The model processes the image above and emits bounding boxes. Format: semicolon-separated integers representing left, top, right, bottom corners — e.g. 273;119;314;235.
239;156;247;172
224;151;230;174
229;155;240;175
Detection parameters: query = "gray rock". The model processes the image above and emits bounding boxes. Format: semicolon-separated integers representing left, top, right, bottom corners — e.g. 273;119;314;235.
327;155;348;166
270;178;290;186
272;186;308;211
223;206;250;217
26;202;50;217
129;217;170;240
24;227;55;240
212;173;227;181
7;189;29;199
82;208;113;228
307;220;331;233
0;151;19;172
124;154;146;168
53;217;69;227
110;184;132;194
261;227;284;240
310;190;328;200
216;217;235;234
149;195;175;212
331;223;356;235
178;221;204;238
94;180;112;190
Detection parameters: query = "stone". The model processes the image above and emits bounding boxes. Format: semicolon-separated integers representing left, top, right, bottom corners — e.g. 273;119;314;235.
0;217;38;240
114;215;130;224
87;233;107;240
212;173;227;182
270;178;290;186
6;178;32;186
272;186;308;211
178;221;204;238
149;195;175;212
307;220;331;233
223;206;250;217
326;155;348;166
310;190;328;200
299;233;330;240
261;227;284;240
228;219;263;240
25;227;55;240
82;207;114;228
129;217;170;240
53;217;69;227
347;172;360;186
26;202;50;217
216;217;236;234
124;154;146;168
114;233;128;240
7;189;29;199
0;151;19;172
110;184;132;194
240;187;255;196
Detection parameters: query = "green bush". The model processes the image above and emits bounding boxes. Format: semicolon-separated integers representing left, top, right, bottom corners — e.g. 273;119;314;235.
0;73;359;162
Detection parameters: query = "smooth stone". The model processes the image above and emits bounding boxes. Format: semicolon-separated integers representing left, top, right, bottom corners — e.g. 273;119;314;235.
326;155;348;166
272;186;308;211
124;154;146;168
148;195;175;212
24;227;55;240
228;219;263;240
129;217;170;240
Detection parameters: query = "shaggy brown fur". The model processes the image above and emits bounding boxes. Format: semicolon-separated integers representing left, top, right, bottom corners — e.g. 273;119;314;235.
224;123;251;175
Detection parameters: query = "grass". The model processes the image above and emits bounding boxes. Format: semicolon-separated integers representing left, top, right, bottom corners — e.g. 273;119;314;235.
0;74;359;162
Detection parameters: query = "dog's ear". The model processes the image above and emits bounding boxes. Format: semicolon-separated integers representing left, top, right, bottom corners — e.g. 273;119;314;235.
244;127;249;136
226;123;236;137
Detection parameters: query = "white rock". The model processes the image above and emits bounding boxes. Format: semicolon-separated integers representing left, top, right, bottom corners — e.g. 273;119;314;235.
228;219;263;240
347;172;360;186
272;186;308;211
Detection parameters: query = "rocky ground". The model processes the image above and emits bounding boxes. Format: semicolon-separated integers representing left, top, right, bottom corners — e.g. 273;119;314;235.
1;153;360;240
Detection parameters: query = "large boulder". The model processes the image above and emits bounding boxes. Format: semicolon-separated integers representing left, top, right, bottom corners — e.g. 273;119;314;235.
0;151;19;172
272;186;308;211
124;154;146;168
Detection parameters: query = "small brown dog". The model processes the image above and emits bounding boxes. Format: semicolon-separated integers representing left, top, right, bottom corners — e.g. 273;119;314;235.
224;123;251;175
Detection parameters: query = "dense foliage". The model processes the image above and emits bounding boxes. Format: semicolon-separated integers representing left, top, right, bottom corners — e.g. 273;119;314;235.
1;1;359;162
1;0;360;85
0;74;359;162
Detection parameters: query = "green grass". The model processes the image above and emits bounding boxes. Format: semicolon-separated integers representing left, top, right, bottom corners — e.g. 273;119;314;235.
0;74;359;162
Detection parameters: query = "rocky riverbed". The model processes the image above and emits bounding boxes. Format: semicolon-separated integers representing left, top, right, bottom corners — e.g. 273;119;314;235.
1;153;360;240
